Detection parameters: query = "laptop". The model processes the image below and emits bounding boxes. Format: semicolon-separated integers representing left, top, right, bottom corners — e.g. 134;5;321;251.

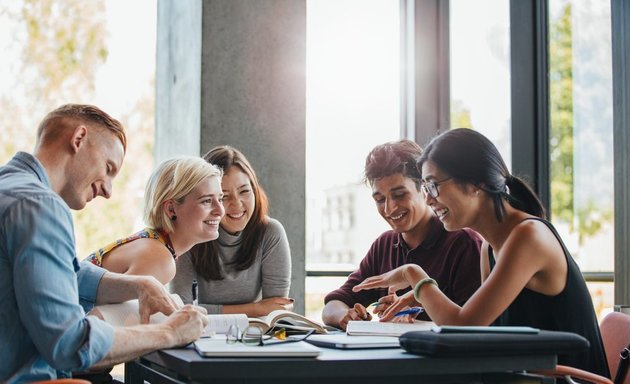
305;334;400;349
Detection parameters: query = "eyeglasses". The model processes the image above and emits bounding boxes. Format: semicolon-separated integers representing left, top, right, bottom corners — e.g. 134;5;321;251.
226;324;314;346
421;177;453;199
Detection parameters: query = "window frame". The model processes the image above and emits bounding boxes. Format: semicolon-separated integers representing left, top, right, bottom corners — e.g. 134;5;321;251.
309;0;629;308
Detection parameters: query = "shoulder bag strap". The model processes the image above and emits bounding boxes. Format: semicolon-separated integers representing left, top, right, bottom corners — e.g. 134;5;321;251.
614;344;630;384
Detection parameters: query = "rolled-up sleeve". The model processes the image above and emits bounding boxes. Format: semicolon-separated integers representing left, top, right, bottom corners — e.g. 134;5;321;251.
77;261;107;312
10;195;113;371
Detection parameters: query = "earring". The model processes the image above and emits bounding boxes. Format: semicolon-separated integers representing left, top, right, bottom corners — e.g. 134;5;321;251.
171;215;177;221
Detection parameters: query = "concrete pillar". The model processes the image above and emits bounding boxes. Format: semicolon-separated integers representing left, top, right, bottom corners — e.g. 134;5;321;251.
156;0;306;313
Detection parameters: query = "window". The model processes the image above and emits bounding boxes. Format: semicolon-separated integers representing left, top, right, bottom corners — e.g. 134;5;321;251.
450;0;511;165
548;0;614;316
305;0;401;319
0;0;156;258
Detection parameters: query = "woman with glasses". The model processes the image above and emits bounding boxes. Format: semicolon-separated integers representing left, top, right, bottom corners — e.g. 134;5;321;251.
170;146;293;317
353;128;608;377
322;139;482;330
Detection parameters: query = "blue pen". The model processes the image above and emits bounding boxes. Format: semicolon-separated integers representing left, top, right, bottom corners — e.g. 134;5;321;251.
393;307;424;317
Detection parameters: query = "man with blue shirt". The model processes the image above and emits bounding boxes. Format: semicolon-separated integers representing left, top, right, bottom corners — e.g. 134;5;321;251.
0;104;208;383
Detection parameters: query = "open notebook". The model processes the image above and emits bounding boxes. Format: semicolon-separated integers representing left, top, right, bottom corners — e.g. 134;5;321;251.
194;337;321;357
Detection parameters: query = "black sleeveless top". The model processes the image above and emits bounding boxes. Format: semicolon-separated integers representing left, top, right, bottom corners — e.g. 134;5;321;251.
489;218;609;377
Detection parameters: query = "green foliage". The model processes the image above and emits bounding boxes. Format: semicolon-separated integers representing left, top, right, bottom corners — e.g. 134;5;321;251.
549;2;611;242
20;0;108;99
549;3;574;231
1;0;154;257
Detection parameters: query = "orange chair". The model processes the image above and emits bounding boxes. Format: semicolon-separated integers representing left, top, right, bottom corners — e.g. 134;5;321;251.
534;311;630;384
601;312;630;384
31;380;91;384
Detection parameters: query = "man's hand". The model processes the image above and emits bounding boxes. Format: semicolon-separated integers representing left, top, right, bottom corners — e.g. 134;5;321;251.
163;305;209;346
136;276;181;324
338;303;372;330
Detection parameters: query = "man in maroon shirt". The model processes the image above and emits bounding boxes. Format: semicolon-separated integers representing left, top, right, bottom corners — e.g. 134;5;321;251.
322;140;482;330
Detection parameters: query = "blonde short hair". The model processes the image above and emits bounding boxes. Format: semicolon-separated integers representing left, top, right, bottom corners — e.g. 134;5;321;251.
144;156;222;233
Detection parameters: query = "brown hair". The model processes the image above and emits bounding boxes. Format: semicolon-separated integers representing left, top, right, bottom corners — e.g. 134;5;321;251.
190;145;269;280
363;139;423;190
37;104;127;152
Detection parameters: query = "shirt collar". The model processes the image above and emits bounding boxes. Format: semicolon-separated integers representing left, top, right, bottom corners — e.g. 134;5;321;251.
392;215;444;251
13;151;51;188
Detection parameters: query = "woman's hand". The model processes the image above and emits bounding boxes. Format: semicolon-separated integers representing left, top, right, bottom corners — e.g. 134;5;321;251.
379;290;419;322
353;264;426;294
254;297;294;317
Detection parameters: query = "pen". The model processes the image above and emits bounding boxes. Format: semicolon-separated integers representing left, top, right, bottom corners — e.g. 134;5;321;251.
192;279;198;306
393;307;424;317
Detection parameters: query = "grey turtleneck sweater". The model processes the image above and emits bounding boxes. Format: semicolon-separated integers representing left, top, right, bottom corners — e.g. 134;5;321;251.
169;217;291;314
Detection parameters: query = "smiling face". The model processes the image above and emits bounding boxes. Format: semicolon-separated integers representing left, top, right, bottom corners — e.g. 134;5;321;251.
61;128;124;210
371;173;431;241
421;160;479;231
220;167;256;234
171;176;224;243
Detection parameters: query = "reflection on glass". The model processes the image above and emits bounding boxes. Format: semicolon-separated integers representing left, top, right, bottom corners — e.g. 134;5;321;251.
449;0;511;168
306;0;400;274
548;0;613;277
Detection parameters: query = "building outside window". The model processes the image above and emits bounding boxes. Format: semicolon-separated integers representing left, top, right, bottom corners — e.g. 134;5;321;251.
305;0;400;319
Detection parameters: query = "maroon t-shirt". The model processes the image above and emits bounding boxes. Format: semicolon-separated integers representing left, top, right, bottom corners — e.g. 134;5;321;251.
325;216;482;318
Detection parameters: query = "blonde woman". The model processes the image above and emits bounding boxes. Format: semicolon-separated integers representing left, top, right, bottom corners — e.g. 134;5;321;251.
86;156;224;284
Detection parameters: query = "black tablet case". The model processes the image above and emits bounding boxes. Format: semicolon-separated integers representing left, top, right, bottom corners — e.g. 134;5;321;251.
399;330;589;357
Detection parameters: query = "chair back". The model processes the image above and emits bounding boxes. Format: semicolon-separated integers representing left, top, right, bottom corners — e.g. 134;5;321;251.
600;311;630;384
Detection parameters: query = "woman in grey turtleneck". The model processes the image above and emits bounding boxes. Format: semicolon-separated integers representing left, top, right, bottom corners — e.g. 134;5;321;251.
170;146;292;316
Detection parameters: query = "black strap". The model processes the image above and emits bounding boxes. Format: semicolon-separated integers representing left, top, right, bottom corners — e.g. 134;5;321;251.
614;344;630;384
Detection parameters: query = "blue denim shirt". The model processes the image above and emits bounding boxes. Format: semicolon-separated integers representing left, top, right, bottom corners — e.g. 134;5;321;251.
0;152;114;383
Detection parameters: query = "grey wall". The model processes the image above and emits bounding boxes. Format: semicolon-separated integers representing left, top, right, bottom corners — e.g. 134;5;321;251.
156;0;202;160
156;0;307;313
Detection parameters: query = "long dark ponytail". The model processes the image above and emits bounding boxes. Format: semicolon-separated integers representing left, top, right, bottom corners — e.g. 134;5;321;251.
418;128;545;221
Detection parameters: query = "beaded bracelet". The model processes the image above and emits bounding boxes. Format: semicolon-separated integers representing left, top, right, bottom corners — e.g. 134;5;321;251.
413;277;438;302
